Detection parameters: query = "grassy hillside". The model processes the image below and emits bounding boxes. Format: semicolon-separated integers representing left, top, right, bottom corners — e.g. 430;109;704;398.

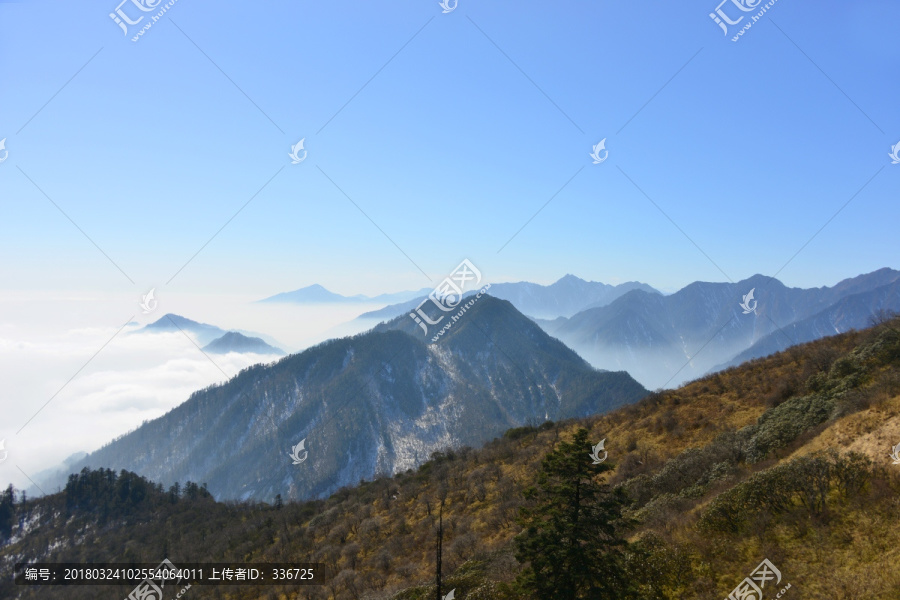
2;317;900;599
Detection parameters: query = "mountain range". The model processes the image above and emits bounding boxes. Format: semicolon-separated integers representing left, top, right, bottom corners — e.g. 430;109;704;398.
543;268;900;389
7;314;900;600
354;275;661;322
31;268;900;502
714;274;900;371
339;269;899;390
48;297;646;501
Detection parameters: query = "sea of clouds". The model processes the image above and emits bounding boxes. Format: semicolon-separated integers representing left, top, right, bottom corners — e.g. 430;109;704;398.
0;290;384;492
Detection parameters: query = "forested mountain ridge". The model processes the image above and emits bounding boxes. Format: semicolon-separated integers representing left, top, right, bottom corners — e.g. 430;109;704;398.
38;296;645;503
3;315;899;599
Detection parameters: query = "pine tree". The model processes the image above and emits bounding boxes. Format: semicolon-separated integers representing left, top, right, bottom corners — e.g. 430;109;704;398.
168;482;181;503
515;428;636;599
0;484;15;541
435;498;444;600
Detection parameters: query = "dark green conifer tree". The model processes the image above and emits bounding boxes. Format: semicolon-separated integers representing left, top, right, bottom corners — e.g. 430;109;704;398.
515;428;635;599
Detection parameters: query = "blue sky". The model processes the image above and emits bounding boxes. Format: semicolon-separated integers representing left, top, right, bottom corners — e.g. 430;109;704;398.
1;0;898;299
1;0;899;491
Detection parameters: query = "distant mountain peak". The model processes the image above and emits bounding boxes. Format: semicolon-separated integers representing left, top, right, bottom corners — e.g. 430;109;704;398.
141;314;226;344
150;313;199;325
556;273;584;283
258;284;351;304
138;314;285;351
202;332;285;356
258;285;427;305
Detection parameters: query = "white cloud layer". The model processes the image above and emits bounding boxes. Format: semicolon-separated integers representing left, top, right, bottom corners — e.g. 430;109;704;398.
0;291;383;491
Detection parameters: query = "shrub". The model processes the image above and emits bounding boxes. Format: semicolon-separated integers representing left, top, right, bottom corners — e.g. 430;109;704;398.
744;394;834;462
699;451;874;534
503;426;538;441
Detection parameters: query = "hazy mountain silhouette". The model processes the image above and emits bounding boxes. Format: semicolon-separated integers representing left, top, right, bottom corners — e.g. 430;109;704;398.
713;277;900;371
258;284;431;305
548;268;900;389
138;314;287;352
202;332;285;356
355;275;660;322
140;313;227;346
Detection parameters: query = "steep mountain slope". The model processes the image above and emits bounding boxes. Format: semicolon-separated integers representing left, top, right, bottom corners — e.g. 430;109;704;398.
5;317;899;600
550;269;900;389
49;297;645;502
355;295;426;322
713;279;900;371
